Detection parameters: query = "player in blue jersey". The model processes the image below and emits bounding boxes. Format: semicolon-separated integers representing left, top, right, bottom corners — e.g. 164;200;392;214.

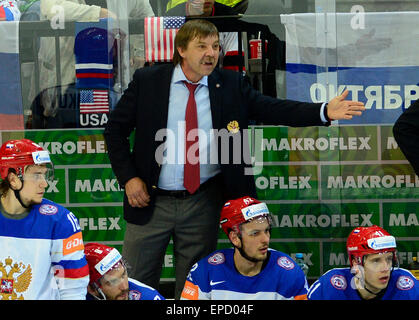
181;196;309;300
0;139;89;300
308;225;419;300
84;243;165;300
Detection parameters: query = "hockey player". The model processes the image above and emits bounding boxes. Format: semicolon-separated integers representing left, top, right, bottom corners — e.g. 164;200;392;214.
0;0;21;21
84;243;165;300
181;196;309;300
308;225;419;300
0;139;89;300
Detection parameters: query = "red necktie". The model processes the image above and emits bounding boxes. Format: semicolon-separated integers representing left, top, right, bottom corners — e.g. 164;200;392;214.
183;82;200;194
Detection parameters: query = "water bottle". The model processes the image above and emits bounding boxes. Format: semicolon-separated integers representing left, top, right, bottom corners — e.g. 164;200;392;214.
408;256;419;280
295;253;309;276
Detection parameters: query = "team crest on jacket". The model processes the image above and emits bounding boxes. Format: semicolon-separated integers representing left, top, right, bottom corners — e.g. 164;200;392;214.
227;120;239;133
39;204;58;215
277;256;295;270
208;253;225;265
397;276;414;290
330;275;347;290
0;257;32;300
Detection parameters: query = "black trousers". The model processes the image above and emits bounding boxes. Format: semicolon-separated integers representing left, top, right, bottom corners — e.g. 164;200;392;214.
122;179;224;299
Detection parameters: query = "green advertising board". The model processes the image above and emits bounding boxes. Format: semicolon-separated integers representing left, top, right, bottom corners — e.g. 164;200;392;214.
252;124;419;279
1;125;418;282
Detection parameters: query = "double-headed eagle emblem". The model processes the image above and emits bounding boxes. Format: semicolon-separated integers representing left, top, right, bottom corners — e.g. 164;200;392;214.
0;257;32;300
227;120;239;134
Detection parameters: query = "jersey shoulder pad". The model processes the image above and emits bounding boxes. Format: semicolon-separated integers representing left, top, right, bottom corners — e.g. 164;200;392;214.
128;278;165;300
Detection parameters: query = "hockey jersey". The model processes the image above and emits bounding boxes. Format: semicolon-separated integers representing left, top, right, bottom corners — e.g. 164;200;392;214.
0;199;89;300
86;278;165;300
128;278;165;300
181;248;308;300
308;267;419;300
0;0;21;21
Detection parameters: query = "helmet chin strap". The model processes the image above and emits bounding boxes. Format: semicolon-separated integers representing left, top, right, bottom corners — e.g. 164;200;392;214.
91;283;107;300
362;278;386;298
356;264;393;299
96;287;107;300
12;179;30;209
363;281;380;295
235;234;264;264
237;245;261;263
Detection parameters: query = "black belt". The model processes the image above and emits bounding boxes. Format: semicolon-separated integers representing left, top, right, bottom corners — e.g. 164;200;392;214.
155;175;220;199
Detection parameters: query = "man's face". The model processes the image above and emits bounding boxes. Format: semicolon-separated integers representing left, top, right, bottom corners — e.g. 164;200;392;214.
239;217;271;262
178;34;219;83
99;262;129;300
362;252;394;291
202;0;215;16
187;0;215;16
19;165;49;205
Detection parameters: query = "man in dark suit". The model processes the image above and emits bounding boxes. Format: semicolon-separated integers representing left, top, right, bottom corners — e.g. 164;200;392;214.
104;19;365;299
393;99;419;175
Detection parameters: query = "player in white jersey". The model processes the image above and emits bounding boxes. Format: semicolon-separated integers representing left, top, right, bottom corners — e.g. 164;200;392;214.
308;225;419;300
181;196;309;300
0;139;89;300
0;0;21;21
84;242;165;300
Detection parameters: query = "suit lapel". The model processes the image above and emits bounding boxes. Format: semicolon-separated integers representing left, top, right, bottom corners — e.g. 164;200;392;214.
154;64;174;132
208;70;223;130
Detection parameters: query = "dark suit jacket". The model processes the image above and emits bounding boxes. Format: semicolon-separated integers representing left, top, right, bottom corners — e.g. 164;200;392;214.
393;99;419;176
104;63;326;225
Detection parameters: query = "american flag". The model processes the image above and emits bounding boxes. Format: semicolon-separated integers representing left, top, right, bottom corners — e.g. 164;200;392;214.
79;89;109;114
144;16;185;62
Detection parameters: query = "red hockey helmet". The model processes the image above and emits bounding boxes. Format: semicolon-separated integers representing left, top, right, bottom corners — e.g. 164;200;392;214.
84;243;124;286
347;225;397;267
0;139;52;180
220;196;271;236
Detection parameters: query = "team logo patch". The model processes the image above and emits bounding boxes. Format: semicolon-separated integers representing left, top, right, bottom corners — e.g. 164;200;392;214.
208;253;225;265
331;275;347;290
129;290;142;300
397;276;414;290
39;204;58;215
277;256;295;270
